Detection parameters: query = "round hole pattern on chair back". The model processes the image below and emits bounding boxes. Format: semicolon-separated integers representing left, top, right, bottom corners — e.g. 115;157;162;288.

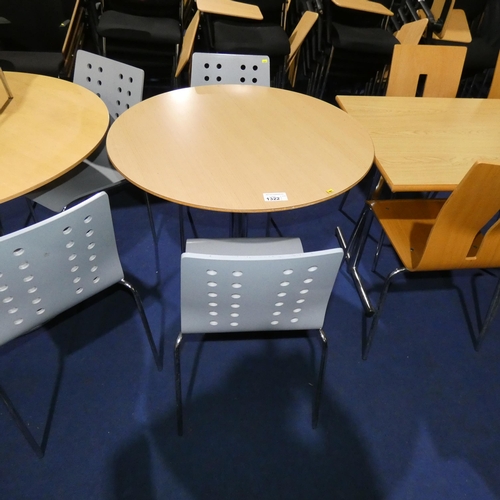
180;247;343;334
190;53;271;87
0;193;124;347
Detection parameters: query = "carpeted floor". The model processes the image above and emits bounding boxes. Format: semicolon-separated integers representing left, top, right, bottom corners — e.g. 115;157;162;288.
1;162;500;499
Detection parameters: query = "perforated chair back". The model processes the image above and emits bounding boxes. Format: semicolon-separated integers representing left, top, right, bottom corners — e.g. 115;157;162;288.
0;192;123;346
190;52;271;87
386;44;467;97
180;239;343;334
73;50;145;119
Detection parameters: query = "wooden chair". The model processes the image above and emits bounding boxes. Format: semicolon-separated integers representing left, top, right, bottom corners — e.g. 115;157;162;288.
386;44;467;97
362;161;500;359
0;192;161;457
339;41;464;223
175;237;344;435
400;0;471;43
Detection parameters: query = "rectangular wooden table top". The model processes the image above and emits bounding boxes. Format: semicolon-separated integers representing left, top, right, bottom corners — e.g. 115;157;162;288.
336;95;500;192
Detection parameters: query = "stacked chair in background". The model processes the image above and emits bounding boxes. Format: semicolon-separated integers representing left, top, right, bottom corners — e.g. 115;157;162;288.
86;0;183;86
174;0;319;88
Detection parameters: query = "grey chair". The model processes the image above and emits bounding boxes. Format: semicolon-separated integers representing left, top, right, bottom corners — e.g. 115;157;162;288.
0;192;161;458
179;52;273;249
175;237;344;435
190;52;271;86
26;50;156;245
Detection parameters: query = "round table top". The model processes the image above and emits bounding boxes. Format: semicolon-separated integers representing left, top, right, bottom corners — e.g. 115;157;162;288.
107;85;374;213
0;72;109;203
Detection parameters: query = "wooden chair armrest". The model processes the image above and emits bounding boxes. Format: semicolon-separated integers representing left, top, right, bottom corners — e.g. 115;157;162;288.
394;18;428;44
175;10;201;77
288;11;319;64
331;0;393;16
196;0;263;20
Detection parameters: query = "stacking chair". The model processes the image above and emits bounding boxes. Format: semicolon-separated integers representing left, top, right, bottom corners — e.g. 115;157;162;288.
178;51;274;247
175;0;318;87
91;0;182;83
190;52;271;86
339;44;466;221
309;0;397;98
175;237;343;435
361;161;500;359
26;50;156;245
0;0;85;77
0;192;161;457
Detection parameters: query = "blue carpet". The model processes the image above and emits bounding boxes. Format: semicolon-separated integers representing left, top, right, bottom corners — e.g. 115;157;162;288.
1;181;500;499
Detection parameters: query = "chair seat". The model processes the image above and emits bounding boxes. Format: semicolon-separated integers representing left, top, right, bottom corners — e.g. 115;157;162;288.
330;23;399;55
433;37;499;73
213;20;290;56
0;51;63;76
97;10;181;44
27;158;126;213
370;198;444;270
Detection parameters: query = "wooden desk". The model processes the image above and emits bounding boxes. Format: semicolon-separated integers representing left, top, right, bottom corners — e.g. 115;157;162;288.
106;85;374;213
0;72;109;203
336;96;500;192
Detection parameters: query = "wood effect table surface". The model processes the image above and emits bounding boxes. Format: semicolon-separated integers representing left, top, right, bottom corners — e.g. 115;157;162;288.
106;85;374;213
0;72;109;203
336;95;500;192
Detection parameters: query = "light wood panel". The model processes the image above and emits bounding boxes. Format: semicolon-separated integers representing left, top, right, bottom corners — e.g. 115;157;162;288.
107;86;374;212
196;0;263;19
336;95;500;192
332;0;393;16
0;72;109;203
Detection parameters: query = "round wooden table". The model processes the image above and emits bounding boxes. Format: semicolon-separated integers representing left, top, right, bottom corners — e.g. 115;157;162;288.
106;85;374;213
0;72;109;203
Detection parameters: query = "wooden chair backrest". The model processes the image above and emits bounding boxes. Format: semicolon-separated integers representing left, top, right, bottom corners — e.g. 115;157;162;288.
488;51;500;99
386;44;466;97
416;162;500;271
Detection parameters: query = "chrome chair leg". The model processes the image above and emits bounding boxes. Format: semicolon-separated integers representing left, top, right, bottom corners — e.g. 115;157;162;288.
144;192;157;248
174;332;184;436
372;230;386;273
363;267;407;360
120;279;162;371
475;275;500;351
312;328;328;429
0;384;44;458
336;205;375;315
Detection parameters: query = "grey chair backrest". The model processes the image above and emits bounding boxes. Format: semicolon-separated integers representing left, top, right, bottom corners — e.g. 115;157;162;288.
73;49;145;119
190;52;271;87
180;238;343;334
0;192;123;346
